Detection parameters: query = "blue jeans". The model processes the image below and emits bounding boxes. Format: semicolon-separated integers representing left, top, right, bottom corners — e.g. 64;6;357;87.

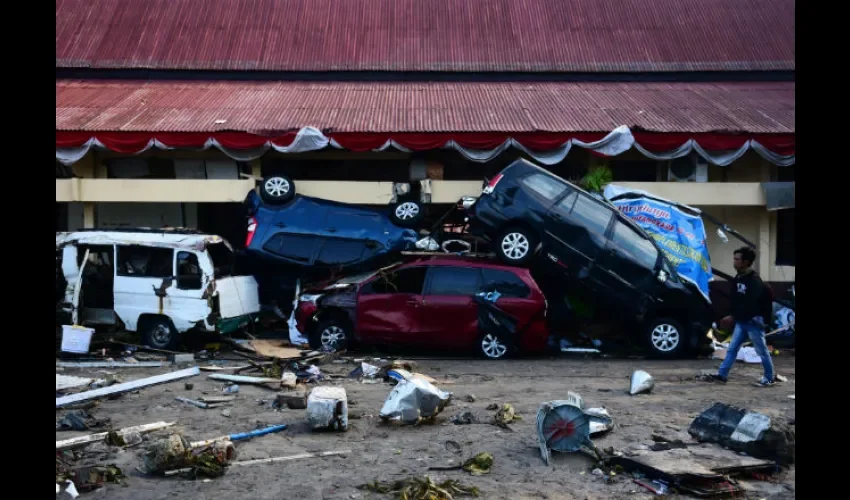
718;320;774;381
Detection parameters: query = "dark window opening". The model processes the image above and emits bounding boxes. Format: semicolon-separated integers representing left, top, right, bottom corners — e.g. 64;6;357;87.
520;173;569;201
363;267;428;295
262;158;410;182
481;269;530;298
609;160;659;182
207;242;234;278
262;233;317;263
107;157;247;180
427;266;482;296
775;209;795;266
176;251;202;290
315;238;378;267
776;166;795;182
78;245;116;309
116;246;174;278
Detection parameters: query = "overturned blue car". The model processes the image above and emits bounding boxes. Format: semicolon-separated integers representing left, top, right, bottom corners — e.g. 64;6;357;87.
241;189;421;311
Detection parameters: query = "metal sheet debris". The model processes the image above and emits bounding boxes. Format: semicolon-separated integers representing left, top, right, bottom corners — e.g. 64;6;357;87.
56;374;104;391
536;392;591;465
629;370;655;395
56;367;201;407
380;377;452;424
57;361;166;368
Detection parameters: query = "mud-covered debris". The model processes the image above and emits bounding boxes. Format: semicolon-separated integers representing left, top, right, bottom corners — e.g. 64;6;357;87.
57;464;124;493
486;403;499;411
452;411;478;425
462;453;493;476
56;410;110;431
307;386;349;431
144;434;234;478
494;404;521;425
274;394;307;410
358;475;479;499
465;394;476;403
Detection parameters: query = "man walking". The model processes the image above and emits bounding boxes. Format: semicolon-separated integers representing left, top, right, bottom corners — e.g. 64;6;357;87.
704;247;776;386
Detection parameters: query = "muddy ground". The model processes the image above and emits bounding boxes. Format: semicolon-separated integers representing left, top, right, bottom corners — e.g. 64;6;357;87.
56;355;795;499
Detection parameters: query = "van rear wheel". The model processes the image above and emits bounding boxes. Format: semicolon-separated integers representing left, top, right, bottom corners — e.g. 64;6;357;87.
140;317;179;350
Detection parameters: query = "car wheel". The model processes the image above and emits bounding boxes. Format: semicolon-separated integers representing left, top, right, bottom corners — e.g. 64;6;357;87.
496;226;537;266
477;332;511;359
140;317;179;350
309;319;351;353
260;173;296;205
644;317;687;359
389;200;425;228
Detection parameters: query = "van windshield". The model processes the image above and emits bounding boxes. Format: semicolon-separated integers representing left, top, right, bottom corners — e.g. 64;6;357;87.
208;242;234;278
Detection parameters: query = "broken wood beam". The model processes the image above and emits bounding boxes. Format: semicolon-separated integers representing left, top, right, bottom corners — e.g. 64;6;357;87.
56;421;176;450
230;449;351;467
56;366;201;408
207;373;279;385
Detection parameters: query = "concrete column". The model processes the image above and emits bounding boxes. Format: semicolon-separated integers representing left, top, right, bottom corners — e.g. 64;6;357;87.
82;202;96;228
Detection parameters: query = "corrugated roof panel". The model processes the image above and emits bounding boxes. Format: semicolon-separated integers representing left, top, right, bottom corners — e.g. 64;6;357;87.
55;80;795;134
56;0;795;73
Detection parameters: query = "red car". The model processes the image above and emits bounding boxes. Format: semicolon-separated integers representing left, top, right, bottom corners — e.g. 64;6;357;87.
294;256;549;359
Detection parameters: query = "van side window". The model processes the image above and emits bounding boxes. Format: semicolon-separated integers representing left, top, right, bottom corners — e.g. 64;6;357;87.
362;267;427;295
116;246;173;278
552;190;579;218
610;222;659;272
262;233;316;263
520;173;568;201
176;251;203;290
427;267;482;296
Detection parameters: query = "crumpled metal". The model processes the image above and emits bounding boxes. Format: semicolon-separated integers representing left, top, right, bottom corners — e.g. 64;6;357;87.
379;377;452;424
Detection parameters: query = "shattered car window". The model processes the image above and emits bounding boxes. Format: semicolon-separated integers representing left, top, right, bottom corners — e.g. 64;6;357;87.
481;269;530;298
207;242;234;278
116;246;173;278
363;267;427;295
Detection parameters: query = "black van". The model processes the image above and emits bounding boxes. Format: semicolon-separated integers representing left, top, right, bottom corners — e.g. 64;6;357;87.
466;159;713;358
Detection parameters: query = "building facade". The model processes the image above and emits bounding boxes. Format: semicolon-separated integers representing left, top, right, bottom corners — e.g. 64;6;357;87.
56;0;795;285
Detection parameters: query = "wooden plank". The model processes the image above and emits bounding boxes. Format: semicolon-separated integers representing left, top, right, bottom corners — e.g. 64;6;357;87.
56;421;175;450
208;374;279;385
249;339;303;359
231;450;352;467
56;366;201;407
57;361;165;368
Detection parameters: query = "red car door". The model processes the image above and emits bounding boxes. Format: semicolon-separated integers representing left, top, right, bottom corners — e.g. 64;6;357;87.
418;266;483;349
355;266;428;345
479;267;549;351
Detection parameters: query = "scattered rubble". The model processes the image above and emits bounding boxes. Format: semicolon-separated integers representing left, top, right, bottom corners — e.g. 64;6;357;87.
359;476;480;500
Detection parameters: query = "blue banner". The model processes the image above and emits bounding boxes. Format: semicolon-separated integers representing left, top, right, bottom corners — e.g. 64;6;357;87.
610;197;712;302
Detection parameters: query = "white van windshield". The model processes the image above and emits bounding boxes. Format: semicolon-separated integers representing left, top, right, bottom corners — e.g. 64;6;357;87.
208;242;234;278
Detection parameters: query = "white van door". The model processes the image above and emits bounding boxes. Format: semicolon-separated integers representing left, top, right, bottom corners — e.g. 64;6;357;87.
112;245;182;332
214;275;261;319
62;247;89;325
170;249;216;329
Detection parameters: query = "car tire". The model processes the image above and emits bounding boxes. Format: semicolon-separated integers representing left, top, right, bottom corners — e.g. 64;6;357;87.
309;318;352;353
260;173;296;205
644;317;688;359
477;331;512;359
389;199;425;228
140;317;179;350
495;226;537;266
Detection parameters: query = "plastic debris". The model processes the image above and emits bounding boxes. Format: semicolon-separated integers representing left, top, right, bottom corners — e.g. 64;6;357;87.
223;384;240;394
380;377;452;425
358;476;480;499
452;410;478;425
306;386;349;431
629;370;655;395
462;452;494;475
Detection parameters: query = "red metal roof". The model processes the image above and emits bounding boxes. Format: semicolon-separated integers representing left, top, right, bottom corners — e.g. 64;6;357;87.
56;0;795;73
55;80;795;134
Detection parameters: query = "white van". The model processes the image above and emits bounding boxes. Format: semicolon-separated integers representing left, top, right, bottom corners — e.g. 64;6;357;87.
56;229;260;349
